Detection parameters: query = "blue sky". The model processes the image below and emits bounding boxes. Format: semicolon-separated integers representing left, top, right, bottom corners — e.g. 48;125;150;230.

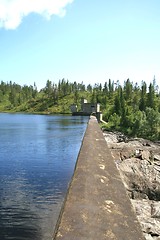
0;0;160;90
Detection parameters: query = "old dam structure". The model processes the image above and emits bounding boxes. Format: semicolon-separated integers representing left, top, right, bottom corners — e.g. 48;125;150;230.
53;116;145;240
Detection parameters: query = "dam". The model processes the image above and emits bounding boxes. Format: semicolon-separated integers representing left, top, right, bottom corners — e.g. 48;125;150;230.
53;116;145;240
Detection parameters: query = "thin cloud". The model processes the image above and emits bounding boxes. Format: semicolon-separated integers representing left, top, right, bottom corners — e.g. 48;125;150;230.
0;0;74;29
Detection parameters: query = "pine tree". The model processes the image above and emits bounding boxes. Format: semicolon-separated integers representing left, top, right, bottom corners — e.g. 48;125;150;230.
139;81;147;111
147;83;155;109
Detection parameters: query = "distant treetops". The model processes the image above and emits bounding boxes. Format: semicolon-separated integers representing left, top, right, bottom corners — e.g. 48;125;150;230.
0;78;159;140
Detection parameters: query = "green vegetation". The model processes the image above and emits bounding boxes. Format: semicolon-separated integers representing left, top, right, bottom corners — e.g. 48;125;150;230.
0;78;160;141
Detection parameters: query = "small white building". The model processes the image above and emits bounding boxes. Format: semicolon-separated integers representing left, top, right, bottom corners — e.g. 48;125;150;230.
70;98;102;122
81;98;100;115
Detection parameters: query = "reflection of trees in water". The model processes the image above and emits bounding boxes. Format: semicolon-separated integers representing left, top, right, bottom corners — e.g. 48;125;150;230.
46;115;88;129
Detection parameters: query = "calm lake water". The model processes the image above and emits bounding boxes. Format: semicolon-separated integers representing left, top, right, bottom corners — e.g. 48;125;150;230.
0;113;88;240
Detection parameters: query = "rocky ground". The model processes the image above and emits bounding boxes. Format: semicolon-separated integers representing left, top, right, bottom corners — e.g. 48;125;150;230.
103;131;160;240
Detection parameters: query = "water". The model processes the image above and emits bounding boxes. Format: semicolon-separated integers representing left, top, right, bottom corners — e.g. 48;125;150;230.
0;113;88;240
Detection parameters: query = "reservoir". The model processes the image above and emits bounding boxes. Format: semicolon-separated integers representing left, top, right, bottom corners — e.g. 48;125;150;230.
0;113;88;240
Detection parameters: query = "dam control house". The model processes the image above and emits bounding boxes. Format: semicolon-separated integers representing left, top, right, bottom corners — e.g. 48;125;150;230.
70;98;102;122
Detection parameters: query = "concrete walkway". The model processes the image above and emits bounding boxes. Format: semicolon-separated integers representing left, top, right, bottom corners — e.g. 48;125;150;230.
53;117;145;240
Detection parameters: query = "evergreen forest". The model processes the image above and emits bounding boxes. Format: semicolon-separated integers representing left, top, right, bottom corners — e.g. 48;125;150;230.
0;78;160;141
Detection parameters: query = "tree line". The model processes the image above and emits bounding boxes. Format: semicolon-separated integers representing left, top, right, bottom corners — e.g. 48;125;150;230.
89;78;160;141
0;77;159;140
0;81;37;107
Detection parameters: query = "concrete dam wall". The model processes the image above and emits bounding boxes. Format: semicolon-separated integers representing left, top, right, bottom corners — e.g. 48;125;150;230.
53;117;145;240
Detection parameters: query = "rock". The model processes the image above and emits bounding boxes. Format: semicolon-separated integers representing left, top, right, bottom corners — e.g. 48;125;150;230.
154;155;160;161
141;150;151;161
139;217;160;236
133;149;151;161
120;148;135;160
131;199;160;240
103;131;118;143
117;134;128;142
144;233;154;240
117;157;160;200
151;202;160;218
103;131;160;240
131;199;151;217
135;149;143;158
154;162;160;167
